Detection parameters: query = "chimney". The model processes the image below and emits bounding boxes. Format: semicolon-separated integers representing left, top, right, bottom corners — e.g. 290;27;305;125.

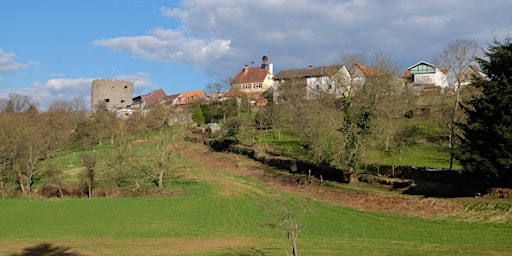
261;55;269;69
269;63;273;75
308;65;314;69
244;64;249;74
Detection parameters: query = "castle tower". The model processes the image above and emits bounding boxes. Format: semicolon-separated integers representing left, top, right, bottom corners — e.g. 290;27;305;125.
91;79;134;113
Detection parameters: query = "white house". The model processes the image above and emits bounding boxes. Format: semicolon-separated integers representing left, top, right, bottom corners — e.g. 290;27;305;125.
231;56;274;94
455;64;488;88
273;65;351;100
405;61;449;92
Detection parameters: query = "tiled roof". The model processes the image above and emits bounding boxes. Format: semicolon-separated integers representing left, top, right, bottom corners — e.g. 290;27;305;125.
180;90;205;98
232;66;270;84
173;90;206;105
165;93;180;102
140;89;167;107
353;63;376;76
274;65;344;80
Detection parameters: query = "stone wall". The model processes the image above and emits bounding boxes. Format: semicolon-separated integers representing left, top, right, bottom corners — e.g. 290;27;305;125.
91;79;134;112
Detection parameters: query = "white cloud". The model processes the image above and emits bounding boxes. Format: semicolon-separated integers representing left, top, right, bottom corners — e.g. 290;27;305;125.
92;27;232;67
159;6;189;20
0;73;155;111
0;49;35;73
93;0;512;77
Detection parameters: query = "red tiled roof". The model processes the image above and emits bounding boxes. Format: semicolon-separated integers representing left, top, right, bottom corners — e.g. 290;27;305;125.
174;90;206;105
354;63;376;76
222;90;263;102
232;66;270;84
223;89;244;97
180;90;205;98
141;89;167;107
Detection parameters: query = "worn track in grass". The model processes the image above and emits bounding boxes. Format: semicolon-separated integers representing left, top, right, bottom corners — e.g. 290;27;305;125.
179;142;512;223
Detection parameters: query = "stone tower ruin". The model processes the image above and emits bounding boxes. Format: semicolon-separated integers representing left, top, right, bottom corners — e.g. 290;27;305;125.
91;79;134;112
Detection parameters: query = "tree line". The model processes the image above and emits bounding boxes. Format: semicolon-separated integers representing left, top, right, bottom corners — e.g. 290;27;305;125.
0;38;510;198
0;96;187;198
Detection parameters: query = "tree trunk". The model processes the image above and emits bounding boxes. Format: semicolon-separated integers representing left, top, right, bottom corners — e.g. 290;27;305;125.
158;170;164;189
291;237;298;256
0;162;5;200
449;88;460;169
87;175;92;198
17;172;26;194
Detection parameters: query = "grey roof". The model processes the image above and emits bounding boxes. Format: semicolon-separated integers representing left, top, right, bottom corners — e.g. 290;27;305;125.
274;65;345;80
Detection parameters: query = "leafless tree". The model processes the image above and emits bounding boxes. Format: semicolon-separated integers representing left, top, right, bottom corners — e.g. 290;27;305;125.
261;194;309;256
81;154;96;198
206;76;233;99
433;39;482;169
4;93;38;113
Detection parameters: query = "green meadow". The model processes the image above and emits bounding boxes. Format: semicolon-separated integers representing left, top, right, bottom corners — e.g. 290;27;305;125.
1;151;512;255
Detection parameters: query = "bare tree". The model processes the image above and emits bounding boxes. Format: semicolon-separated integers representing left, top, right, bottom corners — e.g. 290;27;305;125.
433;39;481;169
4;93;38;113
145;105;184;189
81;154;96;198
261;195;309;256
205;76;232;100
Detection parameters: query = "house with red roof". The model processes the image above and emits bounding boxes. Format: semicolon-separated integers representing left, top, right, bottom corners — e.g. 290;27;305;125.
132;89;168;109
172;90;207;106
230;56;274;94
350;63;378;86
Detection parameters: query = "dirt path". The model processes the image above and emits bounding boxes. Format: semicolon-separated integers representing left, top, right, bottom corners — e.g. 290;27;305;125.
176;142;483;221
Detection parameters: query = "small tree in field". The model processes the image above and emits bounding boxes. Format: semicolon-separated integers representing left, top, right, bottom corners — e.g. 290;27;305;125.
455;37;512;187
81;154;96;198
261;195;309;256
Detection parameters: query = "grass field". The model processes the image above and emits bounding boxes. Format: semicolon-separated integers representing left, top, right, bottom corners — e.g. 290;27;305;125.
1;143;511;255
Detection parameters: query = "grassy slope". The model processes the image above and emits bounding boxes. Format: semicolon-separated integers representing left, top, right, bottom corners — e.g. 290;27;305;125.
1;143;511;255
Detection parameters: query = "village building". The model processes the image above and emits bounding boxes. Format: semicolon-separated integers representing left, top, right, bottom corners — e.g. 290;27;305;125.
273;64;351;100
403;61;449;93
455;64;488;88
172;90;207;106
230;55;274;96
132;89;168;110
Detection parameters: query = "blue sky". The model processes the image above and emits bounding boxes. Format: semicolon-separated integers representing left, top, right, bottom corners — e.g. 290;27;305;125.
1;0;511;110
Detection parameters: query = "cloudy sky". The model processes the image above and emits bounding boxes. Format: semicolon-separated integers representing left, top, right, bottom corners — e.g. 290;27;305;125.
1;0;511;110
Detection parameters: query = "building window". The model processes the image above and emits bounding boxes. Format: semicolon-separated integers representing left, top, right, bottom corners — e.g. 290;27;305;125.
244;84;250;89
417;75;432;84
121;100;125;103
256;83;261;88
105;99;110;103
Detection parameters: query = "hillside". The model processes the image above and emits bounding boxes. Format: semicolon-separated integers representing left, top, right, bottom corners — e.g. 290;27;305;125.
1;141;512;255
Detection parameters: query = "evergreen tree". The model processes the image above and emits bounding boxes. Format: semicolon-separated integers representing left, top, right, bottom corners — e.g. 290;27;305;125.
455;38;512;186
192;105;205;125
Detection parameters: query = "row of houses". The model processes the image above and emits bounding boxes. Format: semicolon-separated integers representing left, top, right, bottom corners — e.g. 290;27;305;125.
231;56;453;103
92;55;485;116
229;55;487;104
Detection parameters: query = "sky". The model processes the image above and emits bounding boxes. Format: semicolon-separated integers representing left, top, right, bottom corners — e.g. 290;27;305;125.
1;0;511;110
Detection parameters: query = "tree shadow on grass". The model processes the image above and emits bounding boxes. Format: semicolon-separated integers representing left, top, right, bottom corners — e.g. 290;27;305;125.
9;243;84;256
222;246;275;256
